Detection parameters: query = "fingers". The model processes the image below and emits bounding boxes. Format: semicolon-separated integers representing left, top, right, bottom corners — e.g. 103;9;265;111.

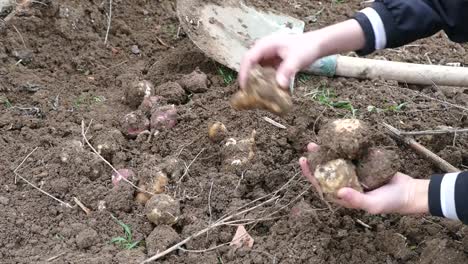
238;38;280;89
307;143;320;152
336;188;381;214
276;56;301;88
299;156;323;198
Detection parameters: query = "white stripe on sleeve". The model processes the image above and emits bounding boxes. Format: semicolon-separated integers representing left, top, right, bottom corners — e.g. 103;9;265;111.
359;7;387;50
440;172;460;221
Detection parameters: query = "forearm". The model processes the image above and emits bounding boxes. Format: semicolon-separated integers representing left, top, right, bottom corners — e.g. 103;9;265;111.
303;19;366;58
406;178;429;214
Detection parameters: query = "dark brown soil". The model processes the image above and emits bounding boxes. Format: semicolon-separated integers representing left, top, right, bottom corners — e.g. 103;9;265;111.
1;1;467;264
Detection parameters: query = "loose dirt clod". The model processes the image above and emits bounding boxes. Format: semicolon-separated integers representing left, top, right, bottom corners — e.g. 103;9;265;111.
222;130;256;173
121;110;150;138
91;129;126;160
145;194;180;226
230;65;292;116
357;148;399;190
208;121;227;143
146;225;180;257
177;69;209;93
314;159;363;196
124;80;154;108
150;104;177;131
318;118;370;160
154;81;187;104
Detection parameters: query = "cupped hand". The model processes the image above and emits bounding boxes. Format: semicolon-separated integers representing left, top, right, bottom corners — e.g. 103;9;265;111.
299;143;429;215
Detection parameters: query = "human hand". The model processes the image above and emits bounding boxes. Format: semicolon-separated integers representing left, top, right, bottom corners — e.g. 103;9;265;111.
238;32;322;89
299;143;429;215
238;19;367;89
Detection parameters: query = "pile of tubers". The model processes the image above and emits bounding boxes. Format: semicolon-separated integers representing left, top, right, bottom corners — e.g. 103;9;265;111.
308;119;400;197
121;80;178;138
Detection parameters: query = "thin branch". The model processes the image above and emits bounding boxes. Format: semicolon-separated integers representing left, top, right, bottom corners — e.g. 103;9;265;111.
206;180;214;242
14;171;72;208
13;146;38;184
418;93;468;112
397;128;468;136
141;172;299;263
263;117;286;129
73;197;91;215
104;0;113;45
11;24;27;49
383;123;460;173
178;148;205;183
81;120;153;195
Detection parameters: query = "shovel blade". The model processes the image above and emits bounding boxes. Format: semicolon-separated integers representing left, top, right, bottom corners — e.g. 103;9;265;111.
177;0;305;72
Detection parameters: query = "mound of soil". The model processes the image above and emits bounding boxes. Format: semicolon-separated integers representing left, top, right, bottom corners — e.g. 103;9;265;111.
1;0;467;263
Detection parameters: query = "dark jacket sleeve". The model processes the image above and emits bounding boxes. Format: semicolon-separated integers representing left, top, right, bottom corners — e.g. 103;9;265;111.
353;0;468;55
428;171;468;224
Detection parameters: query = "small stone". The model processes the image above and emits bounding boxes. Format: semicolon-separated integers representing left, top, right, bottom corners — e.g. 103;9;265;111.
0;196;9;205
76;228;99;249
131;45;141;55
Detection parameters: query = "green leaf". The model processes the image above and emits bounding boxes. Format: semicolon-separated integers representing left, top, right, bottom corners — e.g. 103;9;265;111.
126;240;141;249
111;237;127;244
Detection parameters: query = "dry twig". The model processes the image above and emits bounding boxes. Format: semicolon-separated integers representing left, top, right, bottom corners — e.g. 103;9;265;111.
11;24;27;49
178;148;205;183
104;0;113;44
81;120;153;195
13;147;72;208
397;127;468;136
73;197;91;215
263;116;286;129
383;123;461;173
155;35;173;49
141;172;300;263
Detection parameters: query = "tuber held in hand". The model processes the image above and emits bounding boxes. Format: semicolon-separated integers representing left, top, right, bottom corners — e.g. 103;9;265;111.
314;159;362;195
318;118;370;160
230;65;292;116
308;119;400;197
357;147;400;190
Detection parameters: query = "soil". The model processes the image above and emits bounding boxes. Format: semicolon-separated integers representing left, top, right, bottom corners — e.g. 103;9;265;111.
1;1;467;264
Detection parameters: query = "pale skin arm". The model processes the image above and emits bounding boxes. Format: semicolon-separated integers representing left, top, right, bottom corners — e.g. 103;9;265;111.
239;19;366;89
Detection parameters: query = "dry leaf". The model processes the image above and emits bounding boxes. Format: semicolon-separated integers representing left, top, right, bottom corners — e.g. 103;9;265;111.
230;225;254;249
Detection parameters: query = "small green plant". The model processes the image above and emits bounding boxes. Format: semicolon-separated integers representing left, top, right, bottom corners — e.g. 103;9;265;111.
217;66;237;85
367;102;407;113
110;215;141;250
297;73;312;84
307;87;357;117
0;96;12;108
74;94;106;108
